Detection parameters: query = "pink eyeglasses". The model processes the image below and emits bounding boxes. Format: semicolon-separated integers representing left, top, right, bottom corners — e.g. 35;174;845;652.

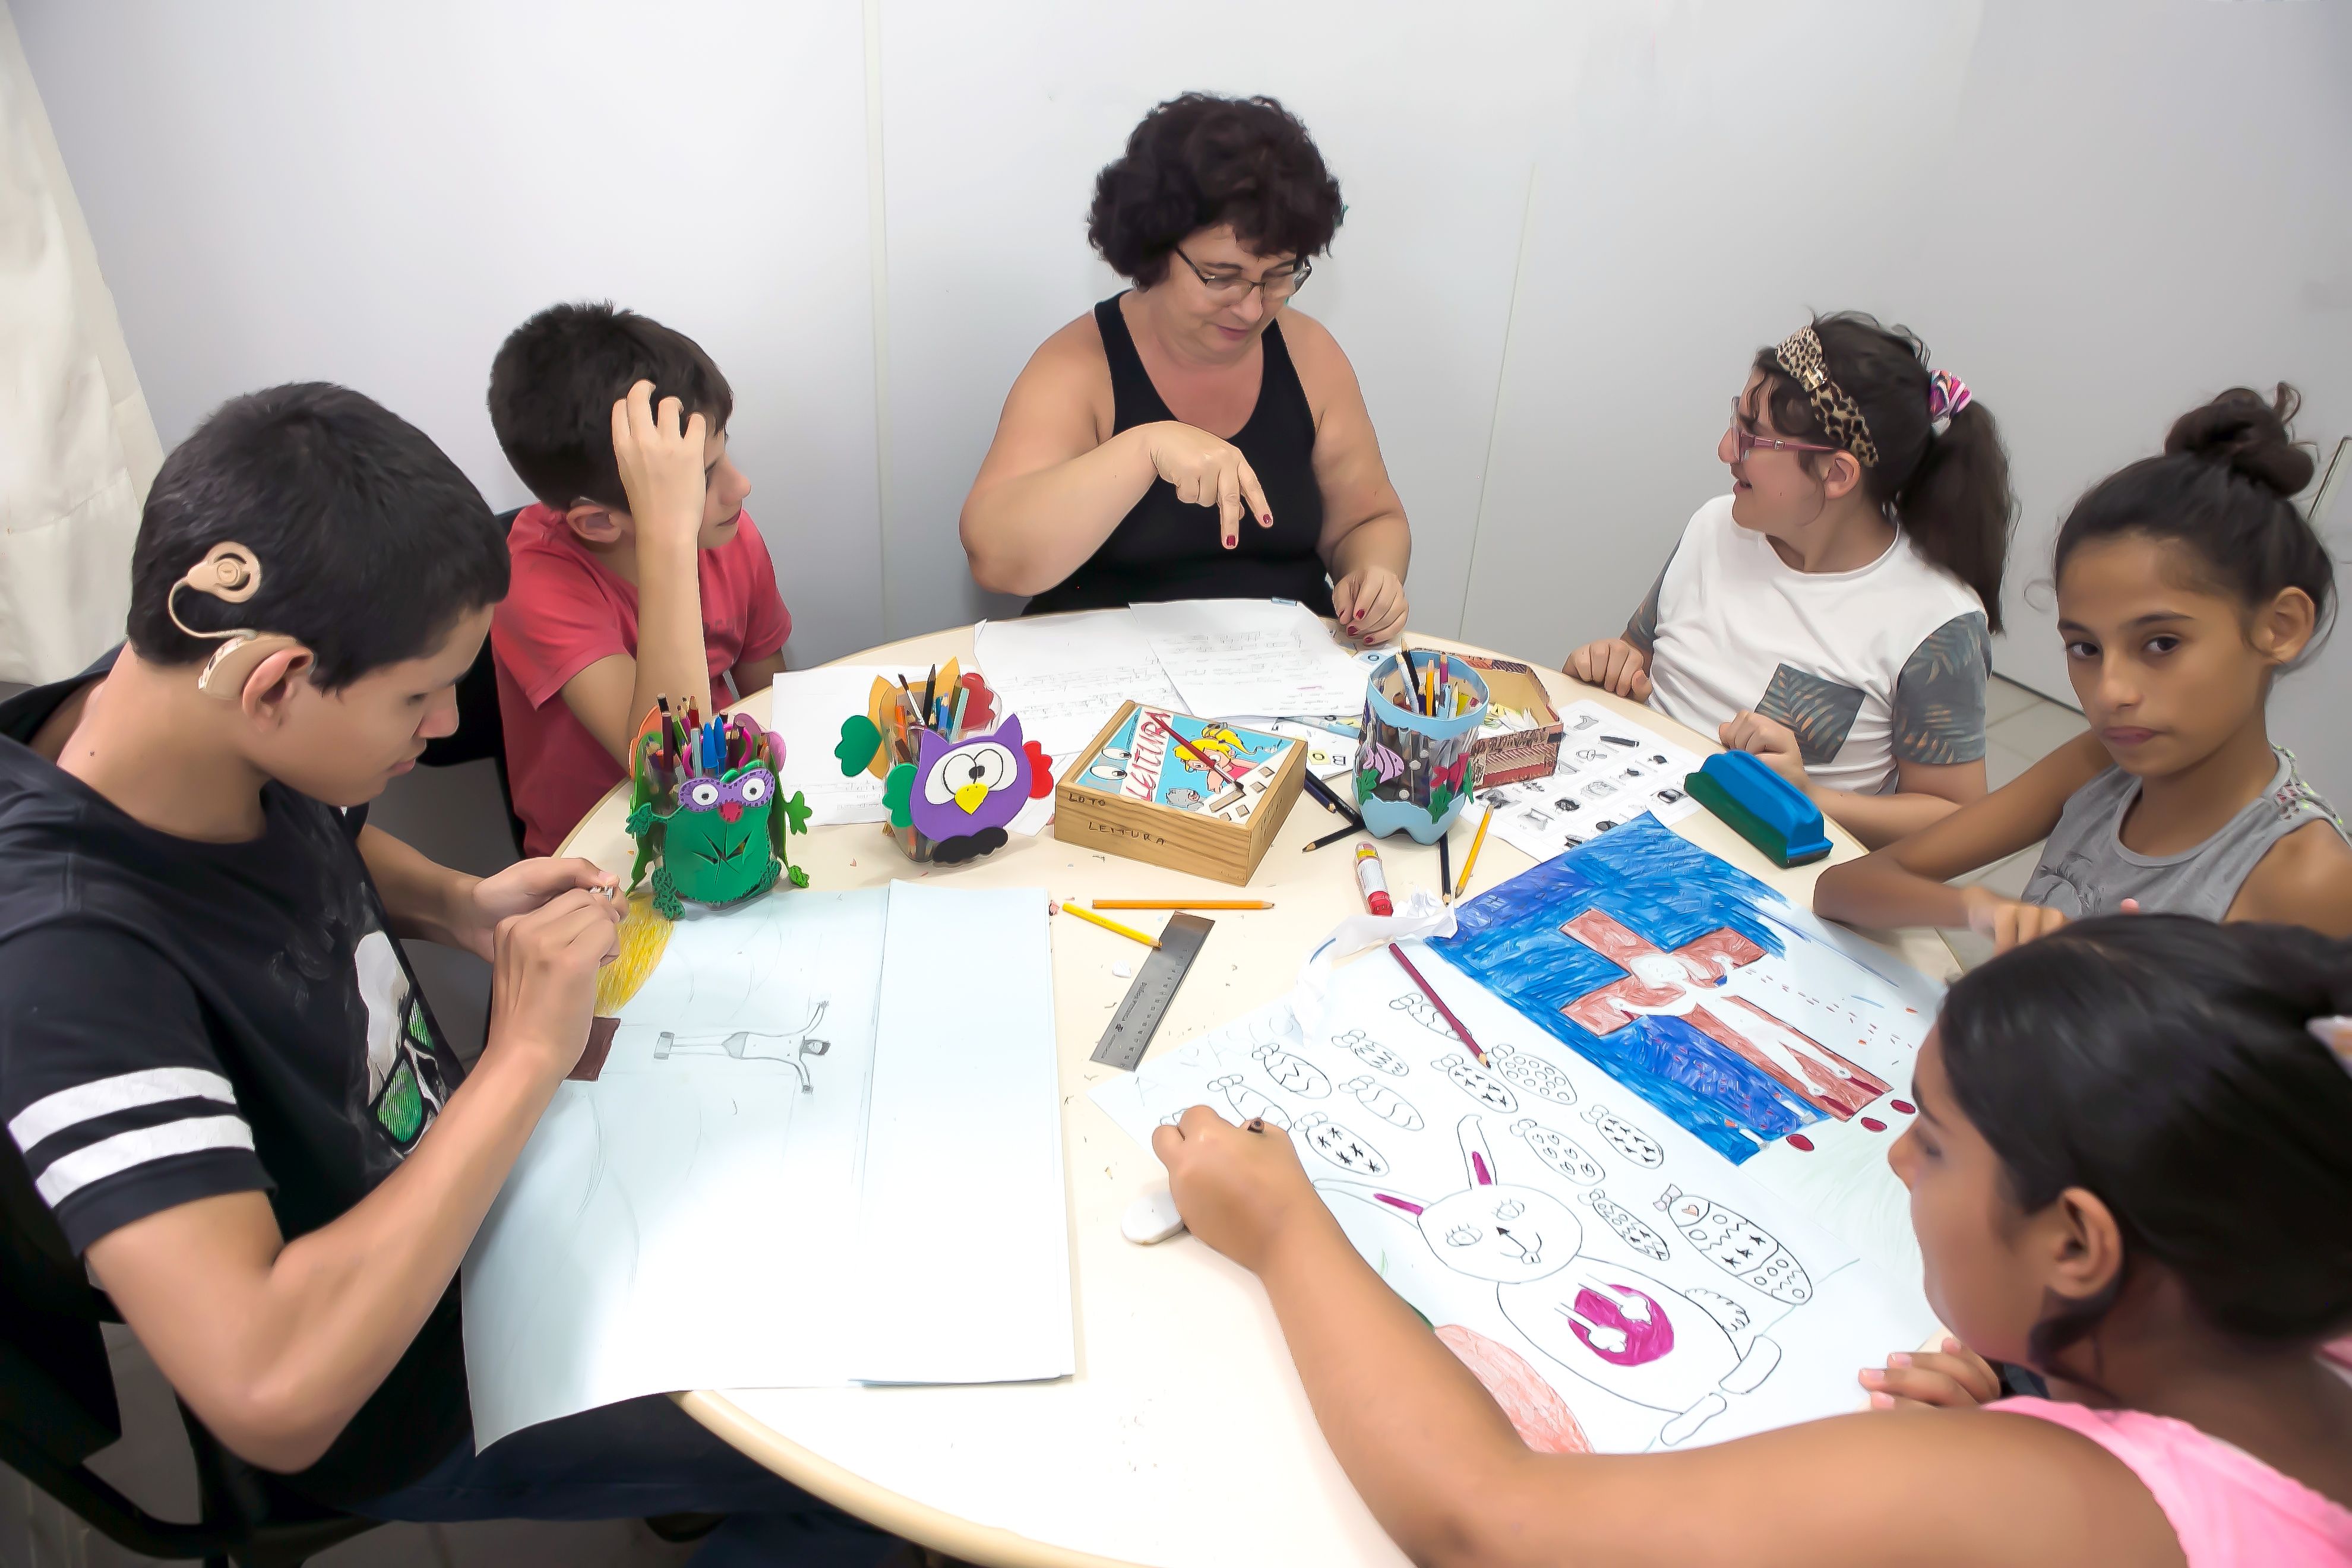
1727;399;1840;461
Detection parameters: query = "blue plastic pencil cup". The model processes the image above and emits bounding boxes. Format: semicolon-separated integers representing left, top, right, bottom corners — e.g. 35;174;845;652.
1354;652;1490;843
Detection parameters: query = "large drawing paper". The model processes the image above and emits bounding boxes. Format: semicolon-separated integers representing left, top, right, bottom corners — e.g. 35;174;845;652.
1128;598;1369;719
1474;700;1702;863
769;666;905;824
1090;933;1934;1454
852;884;1073;1383
464;889;889;1447
1434;817;1941;1272
463;883;1072;1447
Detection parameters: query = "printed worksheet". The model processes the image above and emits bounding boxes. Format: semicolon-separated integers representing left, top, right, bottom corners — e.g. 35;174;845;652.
1475;700;1703;861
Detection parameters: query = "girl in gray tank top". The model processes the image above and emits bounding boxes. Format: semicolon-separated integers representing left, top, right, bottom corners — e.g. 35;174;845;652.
1813;385;2352;950
2022;748;2347;921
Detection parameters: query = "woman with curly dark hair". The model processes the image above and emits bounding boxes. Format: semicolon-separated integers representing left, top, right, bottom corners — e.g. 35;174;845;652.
960;94;1413;640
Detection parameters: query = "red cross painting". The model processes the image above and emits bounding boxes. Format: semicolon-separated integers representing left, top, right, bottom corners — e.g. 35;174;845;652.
1557;911;1889;1122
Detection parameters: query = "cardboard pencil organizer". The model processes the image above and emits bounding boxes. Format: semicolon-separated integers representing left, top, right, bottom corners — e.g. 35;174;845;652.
1355;652;1489;844
832;660;1054;867
1455;656;1564;787
1055;701;1307;886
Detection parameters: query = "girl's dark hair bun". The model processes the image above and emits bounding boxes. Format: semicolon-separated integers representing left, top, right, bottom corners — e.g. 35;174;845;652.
2165;384;2316;499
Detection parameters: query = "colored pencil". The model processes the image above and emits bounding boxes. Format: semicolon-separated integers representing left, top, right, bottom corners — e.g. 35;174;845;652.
1059;902;1162;950
1300;767;1363;826
1388;941;1484;1063
1455;807;1494;900
1303;818;1364;853
951;687;969;738
922;663;938;729
1092;899;1272;911
1439;829;1453;901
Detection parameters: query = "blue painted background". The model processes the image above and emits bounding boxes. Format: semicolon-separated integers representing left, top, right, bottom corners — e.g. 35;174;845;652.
1433;815;1824;1162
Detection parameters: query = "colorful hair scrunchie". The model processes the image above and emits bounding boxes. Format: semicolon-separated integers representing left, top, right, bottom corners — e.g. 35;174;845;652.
1927;369;1972;433
1774;326;1879;468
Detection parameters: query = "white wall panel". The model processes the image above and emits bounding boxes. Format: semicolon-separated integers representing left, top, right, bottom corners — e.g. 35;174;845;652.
14;0;882;665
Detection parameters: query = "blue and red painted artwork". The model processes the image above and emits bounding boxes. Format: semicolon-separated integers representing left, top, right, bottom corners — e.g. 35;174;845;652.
1435;815;1905;1164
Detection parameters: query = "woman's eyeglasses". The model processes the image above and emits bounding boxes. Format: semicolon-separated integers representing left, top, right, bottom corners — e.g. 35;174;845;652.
1728;400;1840;461
1172;245;1310;303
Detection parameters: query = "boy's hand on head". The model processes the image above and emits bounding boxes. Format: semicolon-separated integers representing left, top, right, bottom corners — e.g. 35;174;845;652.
611;380;709;551
1331;566;1407;645
1720;710;1809;791
1563;638;1652;700
1963;887;2070;953
1151;1107;1324;1275
456;859;620;962
1859;1338;2002;1411
485;888;624;1080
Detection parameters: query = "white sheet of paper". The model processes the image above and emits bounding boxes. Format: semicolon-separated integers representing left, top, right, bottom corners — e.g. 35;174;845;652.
852;884;1073;1383
1128;598;1370;719
1090;938;1933;1454
1477;700;1703;862
769;666;905;824
462;883;1072;1445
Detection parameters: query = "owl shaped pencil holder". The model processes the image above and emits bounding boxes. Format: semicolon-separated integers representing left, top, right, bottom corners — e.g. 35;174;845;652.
625;707;812;920
832;663;1054;867
1355;652;1490;844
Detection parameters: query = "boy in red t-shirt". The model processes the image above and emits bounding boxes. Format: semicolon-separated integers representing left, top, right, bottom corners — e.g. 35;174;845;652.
486;303;791;855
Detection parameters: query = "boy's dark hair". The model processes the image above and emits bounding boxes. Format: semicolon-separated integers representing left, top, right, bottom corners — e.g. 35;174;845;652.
1940;915;2352;1369
2053;384;2334;665
127;383;507;691
1752;312;2016;632
487;302;734;511
1088;94;1343;287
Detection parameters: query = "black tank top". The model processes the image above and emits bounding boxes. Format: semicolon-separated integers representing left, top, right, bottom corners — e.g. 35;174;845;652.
1023;295;1329;617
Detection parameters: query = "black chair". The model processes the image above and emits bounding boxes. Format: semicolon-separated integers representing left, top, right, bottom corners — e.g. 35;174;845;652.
0;1145;379;1568
418;508;526;856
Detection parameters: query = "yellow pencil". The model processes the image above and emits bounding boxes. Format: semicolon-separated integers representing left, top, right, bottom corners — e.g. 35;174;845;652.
1092;899;1273;911
1059;902;1162;949
1454;807;1494;901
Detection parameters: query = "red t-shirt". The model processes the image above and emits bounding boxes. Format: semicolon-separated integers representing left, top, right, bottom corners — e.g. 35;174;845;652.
492;504;791;856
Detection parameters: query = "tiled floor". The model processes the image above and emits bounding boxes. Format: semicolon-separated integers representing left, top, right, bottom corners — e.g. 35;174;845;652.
5;679;2087;1564
1943;674;2086;969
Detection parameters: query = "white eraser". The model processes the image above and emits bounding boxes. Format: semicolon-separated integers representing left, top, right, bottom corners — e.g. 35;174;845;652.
1120;1186;1187;1245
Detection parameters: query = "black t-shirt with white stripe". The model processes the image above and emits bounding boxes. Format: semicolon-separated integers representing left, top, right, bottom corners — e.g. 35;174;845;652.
0;659;470;1505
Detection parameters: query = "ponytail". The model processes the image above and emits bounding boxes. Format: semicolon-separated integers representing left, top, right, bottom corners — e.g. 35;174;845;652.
1753;312;2018;631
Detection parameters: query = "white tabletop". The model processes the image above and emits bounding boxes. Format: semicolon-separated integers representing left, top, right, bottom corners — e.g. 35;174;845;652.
555;623;1956;1568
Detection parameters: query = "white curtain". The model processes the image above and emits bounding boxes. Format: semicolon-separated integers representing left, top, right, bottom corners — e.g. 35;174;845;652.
0;0;159;684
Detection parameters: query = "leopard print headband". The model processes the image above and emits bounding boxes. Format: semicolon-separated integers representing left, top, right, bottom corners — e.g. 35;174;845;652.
1774;326;1879;468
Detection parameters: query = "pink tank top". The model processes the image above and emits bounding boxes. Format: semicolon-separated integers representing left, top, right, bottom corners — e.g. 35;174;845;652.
1990;1396;2352;1566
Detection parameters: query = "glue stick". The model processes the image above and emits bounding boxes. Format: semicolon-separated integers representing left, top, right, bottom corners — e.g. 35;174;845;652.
1354;842;1393;916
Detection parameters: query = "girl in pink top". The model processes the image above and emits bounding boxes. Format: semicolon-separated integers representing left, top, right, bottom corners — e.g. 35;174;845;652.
1154;913;2352;1566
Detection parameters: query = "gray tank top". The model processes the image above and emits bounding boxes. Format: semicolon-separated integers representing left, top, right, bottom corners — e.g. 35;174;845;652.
2022;747;2347;921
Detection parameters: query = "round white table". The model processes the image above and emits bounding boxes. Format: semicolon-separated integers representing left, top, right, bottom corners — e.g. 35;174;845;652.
556;622;1956;1568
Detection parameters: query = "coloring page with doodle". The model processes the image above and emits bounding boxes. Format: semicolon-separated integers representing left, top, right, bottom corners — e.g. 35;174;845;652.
1092;833;1940;1455
1473;700;1703;864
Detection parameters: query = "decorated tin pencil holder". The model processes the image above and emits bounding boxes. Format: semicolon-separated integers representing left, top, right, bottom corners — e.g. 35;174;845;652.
1354;653;1489;843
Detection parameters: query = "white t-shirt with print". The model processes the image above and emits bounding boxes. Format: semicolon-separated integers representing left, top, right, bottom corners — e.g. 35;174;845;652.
1633;494;1991;795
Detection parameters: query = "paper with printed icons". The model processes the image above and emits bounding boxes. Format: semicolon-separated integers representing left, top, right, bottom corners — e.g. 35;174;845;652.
463;884;1070;1446
1473;700;1703;864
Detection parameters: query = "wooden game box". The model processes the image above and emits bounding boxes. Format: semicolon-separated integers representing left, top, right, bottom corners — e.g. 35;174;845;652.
1458;656;1564;787
1054;701;1308;886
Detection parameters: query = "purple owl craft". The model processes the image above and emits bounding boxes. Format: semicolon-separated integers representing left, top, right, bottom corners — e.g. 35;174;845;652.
834;698;1055;866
